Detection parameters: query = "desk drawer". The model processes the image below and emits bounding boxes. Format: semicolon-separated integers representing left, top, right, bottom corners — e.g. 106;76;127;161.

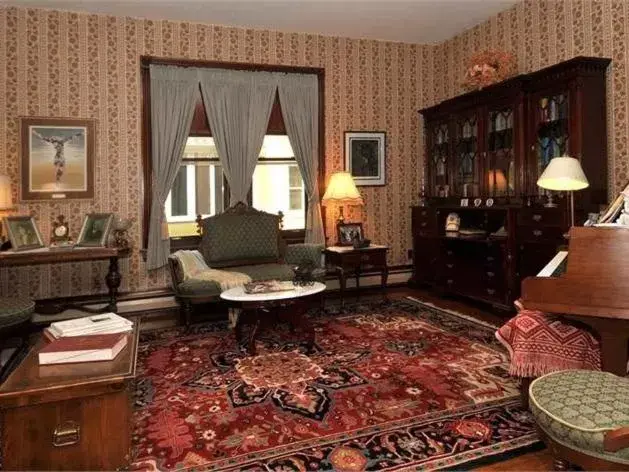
517;225;565;243
518;208;566;227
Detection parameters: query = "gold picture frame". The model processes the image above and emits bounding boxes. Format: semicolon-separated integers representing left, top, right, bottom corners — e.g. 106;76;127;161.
76;213;113;247
3;216;45;251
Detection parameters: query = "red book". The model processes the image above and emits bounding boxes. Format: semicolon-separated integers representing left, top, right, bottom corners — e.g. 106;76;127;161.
38;333;128;365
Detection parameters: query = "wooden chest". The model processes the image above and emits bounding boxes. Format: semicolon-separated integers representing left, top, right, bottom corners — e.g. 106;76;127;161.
0;323;139;471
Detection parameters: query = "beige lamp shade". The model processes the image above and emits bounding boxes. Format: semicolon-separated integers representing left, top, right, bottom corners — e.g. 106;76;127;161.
322;172;364;205
537;156;589;191
0;175;13;210
488;169;508;195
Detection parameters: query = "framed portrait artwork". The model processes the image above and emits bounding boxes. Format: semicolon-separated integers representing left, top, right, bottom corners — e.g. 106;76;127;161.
76;213;113;247
344;131;386;186
337;222;363;246
20;117;95;201
3;216;45;251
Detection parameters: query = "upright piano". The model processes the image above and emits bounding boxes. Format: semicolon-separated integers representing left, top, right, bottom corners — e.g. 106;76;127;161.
521;226;629;376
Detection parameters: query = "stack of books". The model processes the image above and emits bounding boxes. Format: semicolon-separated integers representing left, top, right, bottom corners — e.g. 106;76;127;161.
39;313;133;366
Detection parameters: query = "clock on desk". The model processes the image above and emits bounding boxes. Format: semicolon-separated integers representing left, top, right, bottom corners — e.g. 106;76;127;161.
51;215;71;244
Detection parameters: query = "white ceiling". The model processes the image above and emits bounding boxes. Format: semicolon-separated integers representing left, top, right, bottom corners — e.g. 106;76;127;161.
5;0;519;44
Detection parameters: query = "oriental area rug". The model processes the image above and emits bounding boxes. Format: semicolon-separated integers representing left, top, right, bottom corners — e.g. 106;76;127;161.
131;298;539;471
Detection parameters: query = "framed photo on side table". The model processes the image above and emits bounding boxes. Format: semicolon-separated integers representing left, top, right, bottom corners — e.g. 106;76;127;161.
337;222;363;246
76;213;113;247
3;216;45;251
20;117;95;201
344;131;386;186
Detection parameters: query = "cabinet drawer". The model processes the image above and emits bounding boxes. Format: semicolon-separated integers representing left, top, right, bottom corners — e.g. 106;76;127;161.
337;250;387;268
518;208;566;227
517;225;565;243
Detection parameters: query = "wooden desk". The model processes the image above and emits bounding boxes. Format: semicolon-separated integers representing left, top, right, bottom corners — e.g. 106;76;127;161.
0;247;131;313
324;245;389;306
0;322;140;470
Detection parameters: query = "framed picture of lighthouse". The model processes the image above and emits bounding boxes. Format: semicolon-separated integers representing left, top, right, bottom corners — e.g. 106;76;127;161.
20;117;95;201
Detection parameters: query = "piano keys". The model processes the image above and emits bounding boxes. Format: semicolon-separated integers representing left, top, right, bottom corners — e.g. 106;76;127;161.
521;226;629;376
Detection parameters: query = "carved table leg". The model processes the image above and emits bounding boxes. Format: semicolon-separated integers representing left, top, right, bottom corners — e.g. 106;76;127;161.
105;256;122;313
247;311;261;356
338;266;346;309
381;265;389;302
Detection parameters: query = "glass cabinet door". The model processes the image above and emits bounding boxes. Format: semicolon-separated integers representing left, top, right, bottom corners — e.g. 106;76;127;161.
428;122;450;197
453;114;479;197
486;107;515;196
532;91;569;195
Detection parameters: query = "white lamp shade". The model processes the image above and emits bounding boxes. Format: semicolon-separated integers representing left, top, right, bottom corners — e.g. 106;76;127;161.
0;175;13;210
537;156;589;191
322;172;364;205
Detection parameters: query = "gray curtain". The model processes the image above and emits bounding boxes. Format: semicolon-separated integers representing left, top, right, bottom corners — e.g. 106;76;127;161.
199;69;277;205
146;65;198;270
277;73;325;244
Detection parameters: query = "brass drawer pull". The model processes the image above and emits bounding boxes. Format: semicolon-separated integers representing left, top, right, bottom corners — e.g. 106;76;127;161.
533;229;543;237
361;254;371;262
487;288;496;295
447;279;454;285
446;263;454;269
421;210;427;216
53;421;80;447
532;214;542;222
487;271;495;277
447;250;453;256
487;256;495;262
421;222;427;227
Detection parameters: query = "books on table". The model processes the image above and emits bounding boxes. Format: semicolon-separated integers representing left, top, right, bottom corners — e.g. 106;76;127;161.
38;333;128;365
46;312;132;340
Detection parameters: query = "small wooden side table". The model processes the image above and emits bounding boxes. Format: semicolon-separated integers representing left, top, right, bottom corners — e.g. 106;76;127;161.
324;245;389;307
0;322;140;471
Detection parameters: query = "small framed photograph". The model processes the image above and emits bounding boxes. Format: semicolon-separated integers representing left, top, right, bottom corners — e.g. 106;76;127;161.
344;131;386;186
337;222;364;246
76;213;113;247
460;198;469;207
20;117;95;201
3;216;45;251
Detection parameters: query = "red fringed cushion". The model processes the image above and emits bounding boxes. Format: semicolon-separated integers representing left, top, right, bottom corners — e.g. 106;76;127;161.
495;309;601;377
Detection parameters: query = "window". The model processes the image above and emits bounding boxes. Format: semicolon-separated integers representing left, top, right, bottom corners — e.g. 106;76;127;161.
165;137;224;237
165;135;306;236
252;136;305;230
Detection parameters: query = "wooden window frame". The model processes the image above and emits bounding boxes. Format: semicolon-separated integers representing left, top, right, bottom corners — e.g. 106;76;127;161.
140;56;326;251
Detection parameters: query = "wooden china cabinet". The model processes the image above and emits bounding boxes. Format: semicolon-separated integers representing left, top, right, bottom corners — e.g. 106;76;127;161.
412;56;610;311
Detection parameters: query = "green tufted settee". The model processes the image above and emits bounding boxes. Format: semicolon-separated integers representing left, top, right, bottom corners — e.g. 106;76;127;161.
168;203;325;326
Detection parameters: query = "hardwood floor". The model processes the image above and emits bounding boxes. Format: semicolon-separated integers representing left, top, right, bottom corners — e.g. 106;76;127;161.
366;286;556;471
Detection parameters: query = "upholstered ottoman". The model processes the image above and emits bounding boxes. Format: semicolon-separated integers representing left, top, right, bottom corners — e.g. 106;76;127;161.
0;296;34;330
530;370;629;470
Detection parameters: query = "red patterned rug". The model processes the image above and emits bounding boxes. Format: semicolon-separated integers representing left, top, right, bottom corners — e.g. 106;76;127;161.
131;298;539;471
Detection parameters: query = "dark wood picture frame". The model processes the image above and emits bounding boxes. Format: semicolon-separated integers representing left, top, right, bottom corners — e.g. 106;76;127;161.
337;222;363;246
20;117;95;201
76;213;114;247
3;215;45;251
344;131;386;186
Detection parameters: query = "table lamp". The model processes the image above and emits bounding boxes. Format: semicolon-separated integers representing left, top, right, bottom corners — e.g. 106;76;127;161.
537;156;589;227
321;171;363;224
0;175;14;245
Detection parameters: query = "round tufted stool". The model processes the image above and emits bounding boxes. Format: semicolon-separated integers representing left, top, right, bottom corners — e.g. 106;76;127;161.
530;370;629;471
0;296;35;331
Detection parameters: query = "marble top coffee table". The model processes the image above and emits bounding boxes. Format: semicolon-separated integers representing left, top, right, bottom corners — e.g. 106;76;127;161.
221;282;326;356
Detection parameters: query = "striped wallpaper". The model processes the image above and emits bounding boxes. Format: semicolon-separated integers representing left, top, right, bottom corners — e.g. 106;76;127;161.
0;6;434;298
